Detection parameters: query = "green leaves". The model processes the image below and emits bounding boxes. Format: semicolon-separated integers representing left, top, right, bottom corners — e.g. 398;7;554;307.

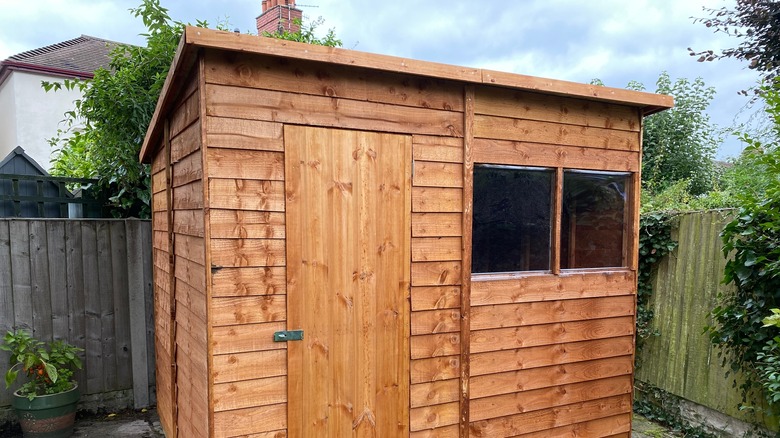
4;370;17;389
641;72;720;198
48;0;343;219
636;211;677;354
1;330;82;398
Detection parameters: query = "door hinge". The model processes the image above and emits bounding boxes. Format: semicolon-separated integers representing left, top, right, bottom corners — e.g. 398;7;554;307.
273;329;304;342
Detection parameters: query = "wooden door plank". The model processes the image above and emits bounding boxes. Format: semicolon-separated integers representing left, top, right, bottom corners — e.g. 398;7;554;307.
285;126;411;437
284;126;305;438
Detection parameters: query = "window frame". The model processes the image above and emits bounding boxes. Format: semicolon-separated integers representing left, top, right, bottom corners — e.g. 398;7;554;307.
470;163;635;279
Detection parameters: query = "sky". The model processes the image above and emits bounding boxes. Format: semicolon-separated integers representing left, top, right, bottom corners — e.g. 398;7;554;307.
0;0;763;158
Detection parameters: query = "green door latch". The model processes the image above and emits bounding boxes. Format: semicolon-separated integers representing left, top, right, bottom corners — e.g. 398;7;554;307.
273;330;304;342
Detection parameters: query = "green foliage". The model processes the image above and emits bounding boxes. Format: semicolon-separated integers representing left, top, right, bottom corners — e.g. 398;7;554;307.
261;16;342;47
46;0;183;218
635;72;720;197
48;1;341;218
758;309;780;404
634;381;718;438
636;212;678;353
1;330;83;401
706;83;780;407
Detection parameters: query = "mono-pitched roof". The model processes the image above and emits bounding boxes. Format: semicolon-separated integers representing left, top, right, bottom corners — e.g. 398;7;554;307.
141;26;675;162
0;35;122;84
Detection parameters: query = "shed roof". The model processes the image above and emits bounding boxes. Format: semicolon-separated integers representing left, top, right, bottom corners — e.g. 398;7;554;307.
140;26;674;163
0;146;50;176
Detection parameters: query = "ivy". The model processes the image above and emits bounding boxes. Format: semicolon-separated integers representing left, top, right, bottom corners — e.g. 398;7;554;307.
634;381;718;438
706;82;780;409
637;211;678;352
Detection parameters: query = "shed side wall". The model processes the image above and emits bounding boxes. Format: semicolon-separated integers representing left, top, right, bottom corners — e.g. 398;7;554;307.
151;68;210;438
467;87;641;437
151;140;172;435
202;49;466;437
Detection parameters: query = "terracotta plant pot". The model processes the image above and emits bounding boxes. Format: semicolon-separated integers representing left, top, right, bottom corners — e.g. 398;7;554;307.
12;384;79;438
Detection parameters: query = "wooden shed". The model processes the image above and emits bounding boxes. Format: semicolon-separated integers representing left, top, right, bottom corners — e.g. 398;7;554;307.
139;26;673;438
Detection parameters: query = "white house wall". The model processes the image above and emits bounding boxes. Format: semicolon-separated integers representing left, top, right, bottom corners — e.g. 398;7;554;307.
0;70;84;170
0;74;18;163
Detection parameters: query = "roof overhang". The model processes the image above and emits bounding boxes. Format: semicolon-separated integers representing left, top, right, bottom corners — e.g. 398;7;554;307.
140;26;674;163
0;60;95;87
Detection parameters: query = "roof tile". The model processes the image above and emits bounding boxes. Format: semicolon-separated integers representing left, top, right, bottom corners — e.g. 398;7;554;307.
5;35;122;76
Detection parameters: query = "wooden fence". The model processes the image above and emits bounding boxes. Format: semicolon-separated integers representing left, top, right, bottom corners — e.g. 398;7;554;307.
0;219;154;418
636;210;778;432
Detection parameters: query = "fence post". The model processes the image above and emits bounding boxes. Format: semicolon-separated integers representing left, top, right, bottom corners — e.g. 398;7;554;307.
126;220;150;408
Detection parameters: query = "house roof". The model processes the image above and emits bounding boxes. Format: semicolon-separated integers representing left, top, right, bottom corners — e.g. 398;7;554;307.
141;26;675;162
0;35;121;84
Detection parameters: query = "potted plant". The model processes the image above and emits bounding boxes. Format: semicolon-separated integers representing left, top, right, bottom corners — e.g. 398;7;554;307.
2;329;83;438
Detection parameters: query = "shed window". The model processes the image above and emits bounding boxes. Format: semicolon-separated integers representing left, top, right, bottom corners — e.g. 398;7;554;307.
561;170;628;269
472;165;553;273
471;166;630;275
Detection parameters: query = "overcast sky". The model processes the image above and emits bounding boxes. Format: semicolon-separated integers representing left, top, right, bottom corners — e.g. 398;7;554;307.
0;0;763;158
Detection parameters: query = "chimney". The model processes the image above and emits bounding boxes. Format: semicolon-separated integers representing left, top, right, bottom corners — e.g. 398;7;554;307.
257;0;303;35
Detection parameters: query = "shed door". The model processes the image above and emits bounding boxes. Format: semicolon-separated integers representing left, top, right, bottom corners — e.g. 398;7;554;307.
284;126;411;437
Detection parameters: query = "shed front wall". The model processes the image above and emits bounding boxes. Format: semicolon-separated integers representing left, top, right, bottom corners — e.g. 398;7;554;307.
151;47;641;437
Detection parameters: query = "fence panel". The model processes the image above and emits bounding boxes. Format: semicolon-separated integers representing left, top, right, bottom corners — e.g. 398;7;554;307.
0;219;154;411
636;210;778;431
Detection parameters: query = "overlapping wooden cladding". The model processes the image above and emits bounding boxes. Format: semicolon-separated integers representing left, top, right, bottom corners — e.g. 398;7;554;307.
150;69;210;438
466;85;639;437
147;42;646;437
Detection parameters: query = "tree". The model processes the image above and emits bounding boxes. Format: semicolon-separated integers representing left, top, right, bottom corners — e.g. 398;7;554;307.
47;0;186;218
691;1;780;83
630;72;720;197
49;0;341;218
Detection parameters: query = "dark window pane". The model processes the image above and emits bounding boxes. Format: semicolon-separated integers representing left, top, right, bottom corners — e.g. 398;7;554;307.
472;165;552;273
561;171;628;269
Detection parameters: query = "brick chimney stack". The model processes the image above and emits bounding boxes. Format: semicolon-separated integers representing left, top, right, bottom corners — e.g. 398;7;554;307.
257;0;302;35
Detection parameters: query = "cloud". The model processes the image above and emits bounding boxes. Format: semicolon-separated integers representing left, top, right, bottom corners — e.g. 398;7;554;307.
0;0;762;158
